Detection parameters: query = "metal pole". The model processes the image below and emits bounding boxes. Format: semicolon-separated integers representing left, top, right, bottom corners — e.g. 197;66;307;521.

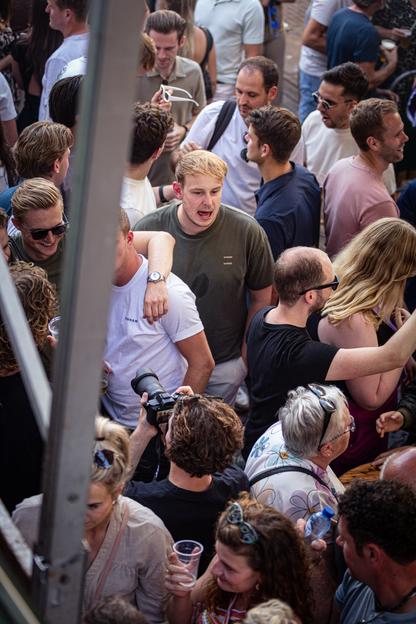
31;1;144;621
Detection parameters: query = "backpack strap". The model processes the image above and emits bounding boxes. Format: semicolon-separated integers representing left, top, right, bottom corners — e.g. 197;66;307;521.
249;464;333;494
207;100;237;152
200;27;214;69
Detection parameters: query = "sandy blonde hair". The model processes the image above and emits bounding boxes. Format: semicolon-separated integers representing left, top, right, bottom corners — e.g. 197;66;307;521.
92;416;130;496
243;599;298;624
322;218;416;328
12;178;63;224
176;150;228;185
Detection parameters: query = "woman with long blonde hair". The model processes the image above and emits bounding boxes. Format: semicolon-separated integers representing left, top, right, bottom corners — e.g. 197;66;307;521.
309;217;416;475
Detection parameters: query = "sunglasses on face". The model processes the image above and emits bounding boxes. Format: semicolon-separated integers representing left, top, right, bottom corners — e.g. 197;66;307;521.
226;501;259;545
312;92;353;111
308;384;337;448
298;274;339;296
19;214;69;241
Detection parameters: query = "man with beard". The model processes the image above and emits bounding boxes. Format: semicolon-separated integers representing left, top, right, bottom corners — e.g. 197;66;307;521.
175;56;302;217
323;98;406;257
242;246;416;458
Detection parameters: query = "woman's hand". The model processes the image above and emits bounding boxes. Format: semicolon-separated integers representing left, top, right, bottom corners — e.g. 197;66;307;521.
393;307;411;329
376;411;404;438
165;552;195;597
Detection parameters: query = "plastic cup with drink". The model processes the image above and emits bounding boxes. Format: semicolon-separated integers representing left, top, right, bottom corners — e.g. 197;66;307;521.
48;316;60;341
172;540;204;588
380;39;396;63
399;28;412;48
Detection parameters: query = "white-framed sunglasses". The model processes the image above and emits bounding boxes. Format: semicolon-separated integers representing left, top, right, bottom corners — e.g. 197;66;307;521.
161;84;199;106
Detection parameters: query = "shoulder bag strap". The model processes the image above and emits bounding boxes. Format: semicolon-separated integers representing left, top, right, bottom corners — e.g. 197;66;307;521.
207;100;237;152
249;464;332;492
91;499;129;606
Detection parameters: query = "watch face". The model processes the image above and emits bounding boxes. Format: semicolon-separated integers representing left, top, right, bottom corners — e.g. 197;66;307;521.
148;271;163;281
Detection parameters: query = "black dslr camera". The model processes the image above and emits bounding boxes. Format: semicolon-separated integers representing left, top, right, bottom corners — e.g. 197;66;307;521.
131;367;184;427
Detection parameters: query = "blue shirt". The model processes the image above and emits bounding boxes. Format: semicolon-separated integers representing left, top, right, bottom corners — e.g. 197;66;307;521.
254;163;321;260
327;8;380;69
0;184;19;216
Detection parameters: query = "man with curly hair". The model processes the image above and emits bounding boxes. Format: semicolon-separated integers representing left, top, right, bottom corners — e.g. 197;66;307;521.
329;480;416;623
0;262;58;513
125;394;249;573
121;102;175;227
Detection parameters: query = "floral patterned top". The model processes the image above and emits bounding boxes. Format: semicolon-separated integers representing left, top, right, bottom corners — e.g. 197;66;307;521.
0;20;19;109
198;596;246;624
244;421;345;533
372;0;416;113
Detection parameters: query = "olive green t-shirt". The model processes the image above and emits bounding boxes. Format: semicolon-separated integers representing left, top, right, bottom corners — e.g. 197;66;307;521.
134;203;274;364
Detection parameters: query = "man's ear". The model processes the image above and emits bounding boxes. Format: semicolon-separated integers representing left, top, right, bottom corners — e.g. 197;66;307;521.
11;217;21;231
261;143;271;158
153;146;163;161
366;135;379;152
267;86;278;104
178;36;186;49
173;181;183;200
126;230;134;244
363;543;382;566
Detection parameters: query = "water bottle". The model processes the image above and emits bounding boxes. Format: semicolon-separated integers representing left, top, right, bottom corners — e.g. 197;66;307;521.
304;506;334;545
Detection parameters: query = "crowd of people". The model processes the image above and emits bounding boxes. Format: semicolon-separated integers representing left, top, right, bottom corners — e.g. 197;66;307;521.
1;0;416;622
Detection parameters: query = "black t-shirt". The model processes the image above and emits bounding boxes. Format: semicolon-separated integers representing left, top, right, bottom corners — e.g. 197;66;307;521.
0;372;44;513
243;307;339;458
124;465;249;574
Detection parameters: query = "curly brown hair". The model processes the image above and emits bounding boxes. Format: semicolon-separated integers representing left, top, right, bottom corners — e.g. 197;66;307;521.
204;494;315;624
0;262;58;373
129;102;174;165
165;396;244;477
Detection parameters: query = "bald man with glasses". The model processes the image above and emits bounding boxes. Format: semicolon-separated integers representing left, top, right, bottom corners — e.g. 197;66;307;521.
242;245;416;459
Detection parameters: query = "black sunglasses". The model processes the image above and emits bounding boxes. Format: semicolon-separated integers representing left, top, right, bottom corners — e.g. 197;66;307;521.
308;384;337;448
299;274;339;296
312;92;353;111
20;214;69;241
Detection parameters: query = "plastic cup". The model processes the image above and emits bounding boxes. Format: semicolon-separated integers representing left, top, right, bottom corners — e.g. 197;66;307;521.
380;39;396;62
48;316;60;341
173;540;204;587
400;29;412;49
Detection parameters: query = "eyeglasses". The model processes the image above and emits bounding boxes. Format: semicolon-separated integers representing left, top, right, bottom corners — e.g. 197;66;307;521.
308;384;337;448
324;415;355;446
299;274;339;296
19;214;69;241
226;501;259;544
161;84;199;106
312;92;353;111
93;449;119;469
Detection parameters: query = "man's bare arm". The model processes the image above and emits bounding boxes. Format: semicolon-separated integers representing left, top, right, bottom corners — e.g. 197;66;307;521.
176;331;215;394
244;43;263;57
132;231;175;324
326;307;416;381
357;49;397;90
302;17;328;54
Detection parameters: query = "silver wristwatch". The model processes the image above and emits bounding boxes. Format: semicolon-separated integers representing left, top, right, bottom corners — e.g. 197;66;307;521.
147;271;166;284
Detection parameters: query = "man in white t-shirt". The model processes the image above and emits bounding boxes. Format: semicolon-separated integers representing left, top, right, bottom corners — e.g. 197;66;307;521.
302;63;397;196
298;0;352;123
39;0;90;122
121;103;174;228
102;209;214;433
194;0;264;101
0;73;17;148
176;56;302;217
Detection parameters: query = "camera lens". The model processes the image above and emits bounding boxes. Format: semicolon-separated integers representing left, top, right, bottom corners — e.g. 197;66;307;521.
131;367;165;399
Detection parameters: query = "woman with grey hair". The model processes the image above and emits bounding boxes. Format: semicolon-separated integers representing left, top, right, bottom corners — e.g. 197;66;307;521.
244;384;353;525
